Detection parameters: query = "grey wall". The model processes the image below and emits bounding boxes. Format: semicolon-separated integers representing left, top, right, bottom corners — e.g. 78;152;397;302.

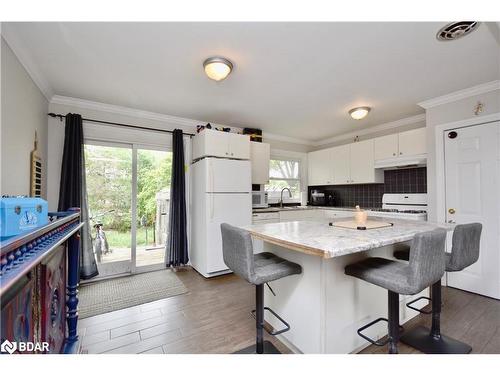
1;37;49;197
425;88;500;221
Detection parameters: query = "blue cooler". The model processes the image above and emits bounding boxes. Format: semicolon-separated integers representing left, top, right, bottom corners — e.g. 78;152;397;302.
0;197;49;238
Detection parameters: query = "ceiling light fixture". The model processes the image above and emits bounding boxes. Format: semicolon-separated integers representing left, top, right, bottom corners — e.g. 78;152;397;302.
436;22;480;41
203;57;233;81
349;106;371;120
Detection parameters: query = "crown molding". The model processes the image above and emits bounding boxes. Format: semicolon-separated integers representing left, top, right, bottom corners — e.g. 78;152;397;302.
314;113;426;147
50;95;231;130
1;24;54;101
418;80;500;109
263;132;315;146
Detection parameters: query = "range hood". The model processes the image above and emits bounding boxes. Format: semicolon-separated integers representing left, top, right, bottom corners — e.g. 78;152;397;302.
374;154;427;169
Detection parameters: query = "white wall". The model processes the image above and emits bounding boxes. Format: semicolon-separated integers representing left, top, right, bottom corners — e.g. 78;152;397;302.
309;120;425;151
46;98;312;209
1;37;49;197
425;87;500;221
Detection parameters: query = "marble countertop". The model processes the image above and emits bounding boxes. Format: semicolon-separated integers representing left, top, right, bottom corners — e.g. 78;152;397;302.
252;206;364;213
243;218;453;259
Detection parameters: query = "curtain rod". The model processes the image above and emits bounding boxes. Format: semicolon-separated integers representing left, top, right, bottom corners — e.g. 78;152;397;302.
48;113;195;137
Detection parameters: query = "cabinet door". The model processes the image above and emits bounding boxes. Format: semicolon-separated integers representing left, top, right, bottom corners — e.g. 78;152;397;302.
279;209;325;222
193;130;229;159
374;134;398;160
308;148;333;185
250;142;270;184
398;128;426;157
228;133;250;159
350;139;378;184
332;144;350;184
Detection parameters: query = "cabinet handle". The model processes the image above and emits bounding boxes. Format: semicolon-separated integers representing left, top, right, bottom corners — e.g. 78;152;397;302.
393;153;396;156
399;152;403;155
231;153;234;156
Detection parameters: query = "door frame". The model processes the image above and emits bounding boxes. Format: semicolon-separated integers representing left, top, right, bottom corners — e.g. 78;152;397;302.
84;139;175;278
433;112;500;287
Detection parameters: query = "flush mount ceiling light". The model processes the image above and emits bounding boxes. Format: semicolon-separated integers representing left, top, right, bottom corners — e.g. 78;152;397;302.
203;57;233;81
349;106;371;120
436;22;480;41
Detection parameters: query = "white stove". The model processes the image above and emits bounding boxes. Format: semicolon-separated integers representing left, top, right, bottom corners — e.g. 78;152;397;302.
368;193;428;221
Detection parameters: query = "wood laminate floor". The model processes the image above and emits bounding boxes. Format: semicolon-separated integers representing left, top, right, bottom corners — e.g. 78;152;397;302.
78;268;500;354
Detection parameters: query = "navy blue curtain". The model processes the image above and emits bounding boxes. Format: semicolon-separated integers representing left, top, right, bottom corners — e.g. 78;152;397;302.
165;129;189;267
58;113;99;280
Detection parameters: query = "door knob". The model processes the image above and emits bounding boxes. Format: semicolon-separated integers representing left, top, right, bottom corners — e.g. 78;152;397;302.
448;208;456;214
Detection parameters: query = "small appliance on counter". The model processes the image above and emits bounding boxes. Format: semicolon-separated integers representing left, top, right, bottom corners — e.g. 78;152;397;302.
0;196;49;238
252;191;268;208
310;189;325;206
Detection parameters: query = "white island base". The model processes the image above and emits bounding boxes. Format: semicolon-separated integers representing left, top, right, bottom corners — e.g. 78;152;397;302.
258;241;428;354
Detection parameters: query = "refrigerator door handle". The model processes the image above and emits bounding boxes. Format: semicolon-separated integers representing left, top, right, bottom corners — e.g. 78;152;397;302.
210;193;214;220
208;160;214;193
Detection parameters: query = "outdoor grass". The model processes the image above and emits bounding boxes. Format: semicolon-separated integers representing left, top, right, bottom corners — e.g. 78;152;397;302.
101;227;160;248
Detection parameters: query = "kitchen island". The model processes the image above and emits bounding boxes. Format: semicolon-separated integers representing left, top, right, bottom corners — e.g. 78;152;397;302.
243;217;452;354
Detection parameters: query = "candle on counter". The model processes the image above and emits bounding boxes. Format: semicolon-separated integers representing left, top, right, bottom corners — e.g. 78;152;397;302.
354;205;368;226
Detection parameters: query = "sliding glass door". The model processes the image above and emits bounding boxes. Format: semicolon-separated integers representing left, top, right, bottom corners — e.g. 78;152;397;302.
84;141;172;278
135;148;172;270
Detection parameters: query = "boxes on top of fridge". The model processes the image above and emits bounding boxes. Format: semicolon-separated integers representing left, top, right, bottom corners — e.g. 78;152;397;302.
0;196;49;238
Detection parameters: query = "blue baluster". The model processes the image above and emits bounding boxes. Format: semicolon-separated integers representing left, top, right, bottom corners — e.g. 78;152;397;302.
64;232;80;353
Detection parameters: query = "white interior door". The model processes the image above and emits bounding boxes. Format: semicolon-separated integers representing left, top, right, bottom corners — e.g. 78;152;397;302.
444;122;500;299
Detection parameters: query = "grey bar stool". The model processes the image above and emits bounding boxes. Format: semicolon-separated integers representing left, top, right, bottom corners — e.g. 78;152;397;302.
345;229;447;354
394;223;482;353
221;223;302;354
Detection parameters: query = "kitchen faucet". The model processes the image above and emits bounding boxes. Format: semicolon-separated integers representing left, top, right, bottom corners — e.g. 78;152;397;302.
280;188;292;208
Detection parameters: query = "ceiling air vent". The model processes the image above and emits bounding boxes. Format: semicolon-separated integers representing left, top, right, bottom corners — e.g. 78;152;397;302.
436;21;480;41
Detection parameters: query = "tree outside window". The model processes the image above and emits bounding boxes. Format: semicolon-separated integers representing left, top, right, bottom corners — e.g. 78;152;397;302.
265;158;301;202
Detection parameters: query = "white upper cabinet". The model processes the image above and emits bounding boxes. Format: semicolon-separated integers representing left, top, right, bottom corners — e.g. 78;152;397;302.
331;144;350;184
350;139;382;184
308;140;382;186
308;148;333;185
374;134;398;160
250;142;270;184
227;132;251;159
192;129;250;160
398;127;426;157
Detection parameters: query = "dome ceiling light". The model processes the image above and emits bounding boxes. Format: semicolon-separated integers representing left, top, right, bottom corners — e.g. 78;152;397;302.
203;56;233;81
436;22;480;41
349;106;371;120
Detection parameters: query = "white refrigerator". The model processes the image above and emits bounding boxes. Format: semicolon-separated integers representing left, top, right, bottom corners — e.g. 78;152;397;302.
191;157;252;278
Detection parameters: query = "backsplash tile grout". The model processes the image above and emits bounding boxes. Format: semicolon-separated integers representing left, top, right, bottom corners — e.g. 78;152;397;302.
308;167;427;208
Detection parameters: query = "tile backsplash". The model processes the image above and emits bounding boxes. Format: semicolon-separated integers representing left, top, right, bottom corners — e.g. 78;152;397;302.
308;167;427;208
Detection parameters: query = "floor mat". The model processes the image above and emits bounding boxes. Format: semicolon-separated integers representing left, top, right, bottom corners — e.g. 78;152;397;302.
78;269;188;319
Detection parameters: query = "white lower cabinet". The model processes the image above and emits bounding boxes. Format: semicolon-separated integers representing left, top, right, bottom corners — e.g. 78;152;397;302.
279;209;325;222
